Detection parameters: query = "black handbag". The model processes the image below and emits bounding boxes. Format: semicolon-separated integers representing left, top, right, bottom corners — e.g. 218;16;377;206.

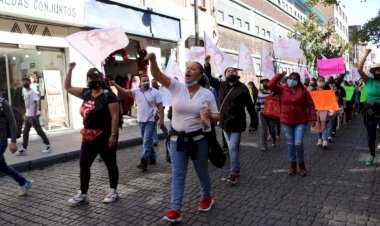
205;131;226;168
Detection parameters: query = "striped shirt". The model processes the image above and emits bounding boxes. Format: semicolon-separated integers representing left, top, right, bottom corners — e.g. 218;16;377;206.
255;90;272;113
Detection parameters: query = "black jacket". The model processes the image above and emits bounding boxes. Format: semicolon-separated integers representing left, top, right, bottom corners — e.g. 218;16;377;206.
218;81;255;132
204;64;255;132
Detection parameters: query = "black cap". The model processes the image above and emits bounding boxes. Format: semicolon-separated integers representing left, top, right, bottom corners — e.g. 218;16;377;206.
86;68;103;77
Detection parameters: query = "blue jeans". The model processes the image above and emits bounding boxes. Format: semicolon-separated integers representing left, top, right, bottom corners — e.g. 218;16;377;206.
169;137;211;211
139;121;156;161
223;131;241;173
319;116;334;141
282;124;307;163
153;124;169;144
0;140;26;186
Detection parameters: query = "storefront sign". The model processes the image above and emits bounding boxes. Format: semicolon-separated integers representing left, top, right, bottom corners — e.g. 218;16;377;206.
21;61;30;69
43;70;66;123
0;0;85;26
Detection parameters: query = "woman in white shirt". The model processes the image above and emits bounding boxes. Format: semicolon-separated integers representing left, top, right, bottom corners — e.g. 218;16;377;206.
147;53;219;223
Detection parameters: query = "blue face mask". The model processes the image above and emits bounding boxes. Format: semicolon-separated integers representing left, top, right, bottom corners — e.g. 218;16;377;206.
317;82;325;88
287;79;298;88
186;80;198;87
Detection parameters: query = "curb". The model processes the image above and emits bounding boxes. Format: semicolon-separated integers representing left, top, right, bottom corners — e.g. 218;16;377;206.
8;133;166;173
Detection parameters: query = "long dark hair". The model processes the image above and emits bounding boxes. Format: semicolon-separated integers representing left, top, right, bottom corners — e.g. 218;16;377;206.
289;72;304;88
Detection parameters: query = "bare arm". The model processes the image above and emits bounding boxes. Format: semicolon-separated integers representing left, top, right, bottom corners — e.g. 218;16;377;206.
358;49;371;83
108;102;119;149
64;62;84;99
109;80;133;97
157;102;164;128
147;53;171;88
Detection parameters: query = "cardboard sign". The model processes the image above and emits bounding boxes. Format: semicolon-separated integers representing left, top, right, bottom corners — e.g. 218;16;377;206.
317;57;345;76
310;90;339;111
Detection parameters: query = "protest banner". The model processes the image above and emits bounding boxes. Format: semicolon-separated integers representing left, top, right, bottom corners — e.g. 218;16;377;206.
165;55;184;82
317;57;345;76
65;25;129;66
310;90;340;111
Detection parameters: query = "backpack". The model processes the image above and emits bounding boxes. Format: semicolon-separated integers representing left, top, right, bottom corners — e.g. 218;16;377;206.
83;89;124;129
0;97;23;139
263;95;281;120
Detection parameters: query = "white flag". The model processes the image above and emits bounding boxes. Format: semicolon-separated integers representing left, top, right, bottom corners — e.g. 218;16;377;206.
261;46;275;79
204;33;234;75
273;35;303;59
165;55;184;82
238;42;255;73
65;25;129;66
186;46;205;65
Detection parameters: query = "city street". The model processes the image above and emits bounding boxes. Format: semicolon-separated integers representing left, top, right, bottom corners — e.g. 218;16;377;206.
1;118;380;226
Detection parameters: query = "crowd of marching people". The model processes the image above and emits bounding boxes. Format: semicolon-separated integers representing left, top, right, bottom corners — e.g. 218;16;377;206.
1;50;380;223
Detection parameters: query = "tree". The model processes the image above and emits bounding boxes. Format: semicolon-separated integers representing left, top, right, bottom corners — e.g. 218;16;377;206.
289;14;349;68
306;0;340;6
354;10;380;47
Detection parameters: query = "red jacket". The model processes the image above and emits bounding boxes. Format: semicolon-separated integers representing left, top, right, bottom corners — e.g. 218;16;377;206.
268;74;316;126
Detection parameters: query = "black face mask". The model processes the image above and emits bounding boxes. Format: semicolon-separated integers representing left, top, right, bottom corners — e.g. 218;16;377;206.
23;84;30;89
87;81;102;89
227;75;238;83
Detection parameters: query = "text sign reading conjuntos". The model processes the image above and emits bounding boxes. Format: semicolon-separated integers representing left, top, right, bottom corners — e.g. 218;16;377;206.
0;0;85;26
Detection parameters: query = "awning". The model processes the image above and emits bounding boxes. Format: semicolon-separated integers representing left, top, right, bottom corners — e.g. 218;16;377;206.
85;0;181;42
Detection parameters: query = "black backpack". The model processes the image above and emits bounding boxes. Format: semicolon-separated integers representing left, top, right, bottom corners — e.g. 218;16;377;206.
0;97;23;139
83;89;124;129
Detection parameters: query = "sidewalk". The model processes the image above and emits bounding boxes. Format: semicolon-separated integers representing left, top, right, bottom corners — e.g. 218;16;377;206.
5;118;167;171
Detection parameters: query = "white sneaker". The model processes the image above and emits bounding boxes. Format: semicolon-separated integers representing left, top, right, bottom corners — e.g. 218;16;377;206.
103;188;118;203
16;148;27;156
42;145;52;154
317;139;323;147
377;143;380;150
68;191;87;206
322;140;328;150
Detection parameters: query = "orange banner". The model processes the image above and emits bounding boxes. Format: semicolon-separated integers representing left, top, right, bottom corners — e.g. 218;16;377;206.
310;90;339;111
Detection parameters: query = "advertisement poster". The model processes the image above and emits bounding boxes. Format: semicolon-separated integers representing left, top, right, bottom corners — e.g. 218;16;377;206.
43;70;66;123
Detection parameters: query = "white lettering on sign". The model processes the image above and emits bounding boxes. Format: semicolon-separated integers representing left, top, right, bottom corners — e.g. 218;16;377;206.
0;0;84;26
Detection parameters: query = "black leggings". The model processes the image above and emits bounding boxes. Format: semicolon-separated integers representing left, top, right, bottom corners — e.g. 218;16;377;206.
79;133;119;194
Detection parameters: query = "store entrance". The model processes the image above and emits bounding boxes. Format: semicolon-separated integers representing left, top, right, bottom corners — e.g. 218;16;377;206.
0;45;69;131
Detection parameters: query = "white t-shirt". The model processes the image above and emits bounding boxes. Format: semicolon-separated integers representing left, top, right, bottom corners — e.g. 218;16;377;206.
168;78;218;133
132;88;162;122
24;89;40;116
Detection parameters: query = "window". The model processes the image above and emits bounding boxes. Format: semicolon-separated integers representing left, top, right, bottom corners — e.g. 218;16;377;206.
262;28;266;36
245;22;250;31
217;10;224;21
267;31;271;38
255;26;259;34
236;18;242;28
228;15;234;25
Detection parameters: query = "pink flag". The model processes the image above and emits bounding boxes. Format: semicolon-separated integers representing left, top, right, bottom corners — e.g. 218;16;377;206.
238;42;255;73
261;46;275;79
65;26;129;66
165;55;184;82
204;33;234;75
273;35;304;59
317;57;345;76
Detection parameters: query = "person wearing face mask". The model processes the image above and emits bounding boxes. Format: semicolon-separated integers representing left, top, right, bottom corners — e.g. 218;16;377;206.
358;49;380;166
64;63;120;205
313;77;334;149
111;76;164;171
16;78;52;156
146;53;219;223
217;67;256;185
268;71;317;176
